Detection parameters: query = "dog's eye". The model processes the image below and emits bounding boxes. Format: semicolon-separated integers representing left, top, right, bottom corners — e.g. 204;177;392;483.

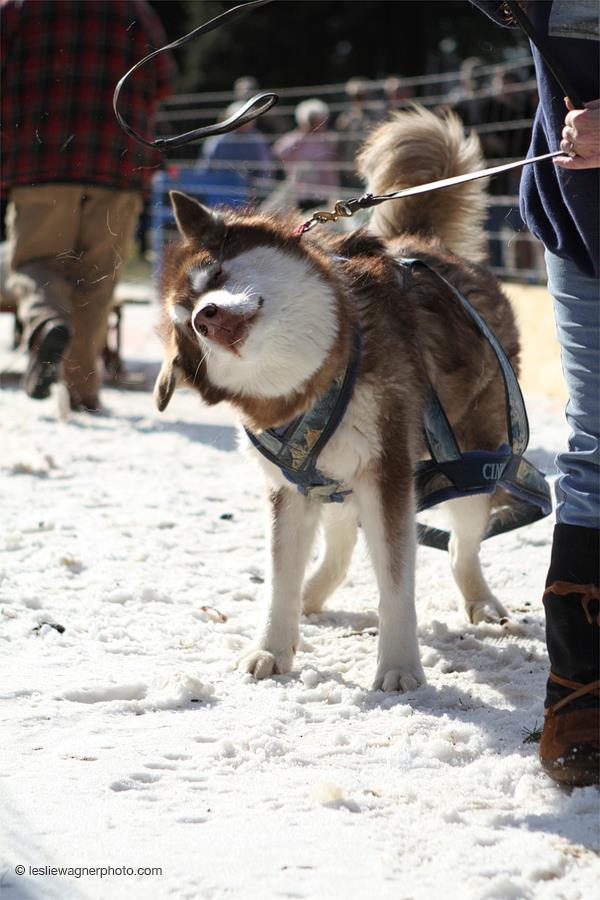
208;266;225;289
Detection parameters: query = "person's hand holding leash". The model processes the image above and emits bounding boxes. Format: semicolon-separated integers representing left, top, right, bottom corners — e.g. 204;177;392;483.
555;98;600;170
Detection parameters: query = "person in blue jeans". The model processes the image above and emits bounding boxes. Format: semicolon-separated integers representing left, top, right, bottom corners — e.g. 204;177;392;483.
472;1;598;785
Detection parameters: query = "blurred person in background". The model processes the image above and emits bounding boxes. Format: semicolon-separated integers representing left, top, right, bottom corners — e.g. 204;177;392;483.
335;78;380;188
473;0;599;787
383;75;412;116
233;75;260;103
0;0;175;412
487;67;538;157
232;74;289;137
273;99;340;211
451;64;539;269
198;101;275;206
448;56;486;126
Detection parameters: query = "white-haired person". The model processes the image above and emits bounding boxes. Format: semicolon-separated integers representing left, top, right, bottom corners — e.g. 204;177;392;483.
273;99;340;211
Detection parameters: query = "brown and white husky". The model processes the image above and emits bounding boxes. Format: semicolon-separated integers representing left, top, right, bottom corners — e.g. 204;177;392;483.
155;107;518;691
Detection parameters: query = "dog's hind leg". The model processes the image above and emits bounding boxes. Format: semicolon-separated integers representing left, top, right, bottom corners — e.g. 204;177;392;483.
302;502;358;614
445;493;508;624
239;487;321;679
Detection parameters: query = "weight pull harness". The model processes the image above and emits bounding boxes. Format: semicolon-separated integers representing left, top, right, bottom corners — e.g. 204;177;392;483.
246;257;552;551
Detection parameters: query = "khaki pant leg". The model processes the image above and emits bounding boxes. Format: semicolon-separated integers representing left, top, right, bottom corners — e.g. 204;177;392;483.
6;185;84;344
62;187;142;406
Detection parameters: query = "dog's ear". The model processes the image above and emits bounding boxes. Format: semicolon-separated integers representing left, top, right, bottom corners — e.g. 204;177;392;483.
169;191;225;245
154;354;183;412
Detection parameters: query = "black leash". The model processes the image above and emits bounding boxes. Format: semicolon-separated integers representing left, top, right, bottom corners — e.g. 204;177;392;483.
113;0;277;150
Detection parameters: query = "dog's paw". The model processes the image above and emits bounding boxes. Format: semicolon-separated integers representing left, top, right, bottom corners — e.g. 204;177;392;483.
238;647;295;680
466;595;508;625
372;664;425;693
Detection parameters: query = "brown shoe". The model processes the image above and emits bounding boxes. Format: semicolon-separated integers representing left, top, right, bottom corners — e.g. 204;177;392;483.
540;670;600;786
539;524;599;787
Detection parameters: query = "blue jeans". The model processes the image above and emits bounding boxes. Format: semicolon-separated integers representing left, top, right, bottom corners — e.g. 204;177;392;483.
545;250;600;528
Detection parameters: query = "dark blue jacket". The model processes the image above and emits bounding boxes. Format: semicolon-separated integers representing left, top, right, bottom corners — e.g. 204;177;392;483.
472;1;599;277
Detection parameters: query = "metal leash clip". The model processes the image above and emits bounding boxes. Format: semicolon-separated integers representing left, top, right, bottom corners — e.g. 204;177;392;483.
313;200;356;223
295;199;364;235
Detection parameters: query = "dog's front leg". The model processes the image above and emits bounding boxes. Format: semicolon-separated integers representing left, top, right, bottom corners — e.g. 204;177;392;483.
354;473;425;692
239;487;320;679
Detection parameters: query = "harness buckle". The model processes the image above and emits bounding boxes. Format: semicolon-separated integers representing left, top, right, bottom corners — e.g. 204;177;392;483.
300;482;353;503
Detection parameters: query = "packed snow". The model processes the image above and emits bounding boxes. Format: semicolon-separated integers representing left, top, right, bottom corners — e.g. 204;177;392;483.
0;304;598;900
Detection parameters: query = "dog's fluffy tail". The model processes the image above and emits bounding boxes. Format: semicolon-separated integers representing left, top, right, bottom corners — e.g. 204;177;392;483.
356;106;489;263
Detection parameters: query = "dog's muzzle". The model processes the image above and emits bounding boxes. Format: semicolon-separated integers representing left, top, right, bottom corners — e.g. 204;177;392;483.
192;302;257;353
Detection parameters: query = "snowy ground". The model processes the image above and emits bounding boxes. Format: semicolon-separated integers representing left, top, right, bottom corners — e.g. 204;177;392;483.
0;304;598;900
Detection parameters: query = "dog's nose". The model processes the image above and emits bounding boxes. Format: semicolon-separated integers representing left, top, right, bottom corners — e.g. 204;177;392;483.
192;303;219;335
191;301;254;352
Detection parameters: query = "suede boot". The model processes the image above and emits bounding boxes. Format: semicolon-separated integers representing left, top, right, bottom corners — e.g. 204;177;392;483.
539;524;599;786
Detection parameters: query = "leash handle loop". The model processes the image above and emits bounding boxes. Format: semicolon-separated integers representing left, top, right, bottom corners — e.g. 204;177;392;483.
152;92;279;150
113;0;278;151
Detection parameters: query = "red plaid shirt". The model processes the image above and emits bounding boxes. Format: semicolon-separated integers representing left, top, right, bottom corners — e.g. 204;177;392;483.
0;0;176;197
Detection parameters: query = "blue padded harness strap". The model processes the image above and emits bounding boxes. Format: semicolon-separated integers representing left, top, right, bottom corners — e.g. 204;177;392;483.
245;330;362;503
397;258;529;457
395;258;551;550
